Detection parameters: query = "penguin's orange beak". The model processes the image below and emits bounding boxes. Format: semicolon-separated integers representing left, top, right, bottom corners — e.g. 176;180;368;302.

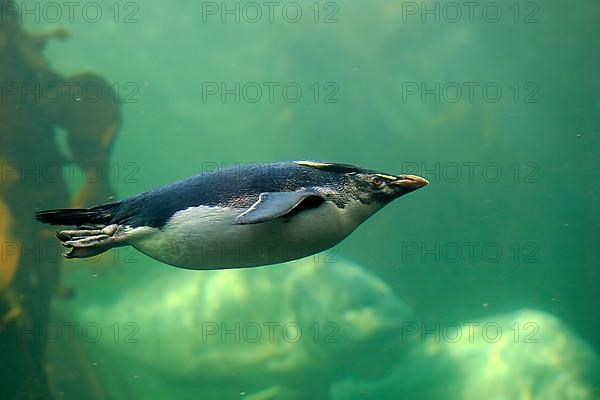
391;175;429;190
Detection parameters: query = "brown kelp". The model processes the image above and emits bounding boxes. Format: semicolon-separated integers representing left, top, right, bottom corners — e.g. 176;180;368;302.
0;1;120;397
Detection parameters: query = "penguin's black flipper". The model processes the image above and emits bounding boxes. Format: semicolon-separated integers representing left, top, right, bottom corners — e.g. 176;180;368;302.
233;192;324;225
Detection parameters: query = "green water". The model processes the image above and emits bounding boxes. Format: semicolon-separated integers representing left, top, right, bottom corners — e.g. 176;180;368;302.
9;0;600;398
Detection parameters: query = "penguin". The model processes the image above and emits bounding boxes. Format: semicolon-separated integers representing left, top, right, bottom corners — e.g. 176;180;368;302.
35;161;429;270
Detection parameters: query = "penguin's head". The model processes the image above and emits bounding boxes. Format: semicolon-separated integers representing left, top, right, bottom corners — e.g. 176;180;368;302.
294;161;429;208
344;168;429;206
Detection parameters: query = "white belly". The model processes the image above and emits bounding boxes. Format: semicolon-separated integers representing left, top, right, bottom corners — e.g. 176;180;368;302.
128;202;370;270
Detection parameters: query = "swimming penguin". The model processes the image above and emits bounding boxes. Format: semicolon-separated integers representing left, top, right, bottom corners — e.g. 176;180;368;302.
36;161;429;270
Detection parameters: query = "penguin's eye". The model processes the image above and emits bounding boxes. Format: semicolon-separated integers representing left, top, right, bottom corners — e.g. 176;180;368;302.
371;176;384;188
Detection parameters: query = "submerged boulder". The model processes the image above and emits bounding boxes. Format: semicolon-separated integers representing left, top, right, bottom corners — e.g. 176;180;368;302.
66;256;415;399
334;309;600;400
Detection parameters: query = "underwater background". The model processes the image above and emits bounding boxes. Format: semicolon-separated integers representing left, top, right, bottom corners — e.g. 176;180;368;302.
1;0;598;398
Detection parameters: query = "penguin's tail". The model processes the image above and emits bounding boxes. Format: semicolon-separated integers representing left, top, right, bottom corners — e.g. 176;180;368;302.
36;204;127;259
35;204;117;227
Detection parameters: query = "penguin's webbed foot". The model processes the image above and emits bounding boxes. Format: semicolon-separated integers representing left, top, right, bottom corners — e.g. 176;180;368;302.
56;224;126;259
